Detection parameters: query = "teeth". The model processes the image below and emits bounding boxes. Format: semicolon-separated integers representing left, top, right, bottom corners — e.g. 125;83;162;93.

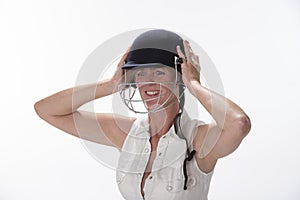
146;90;159;95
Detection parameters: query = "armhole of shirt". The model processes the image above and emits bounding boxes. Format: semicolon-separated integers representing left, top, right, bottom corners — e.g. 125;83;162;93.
192;157;214;176
192;120;214;176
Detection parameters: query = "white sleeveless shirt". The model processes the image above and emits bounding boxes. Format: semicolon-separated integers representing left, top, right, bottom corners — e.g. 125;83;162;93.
116;111;213;200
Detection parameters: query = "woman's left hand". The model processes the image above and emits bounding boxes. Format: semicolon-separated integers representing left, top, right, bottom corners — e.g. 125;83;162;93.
176;40;201;95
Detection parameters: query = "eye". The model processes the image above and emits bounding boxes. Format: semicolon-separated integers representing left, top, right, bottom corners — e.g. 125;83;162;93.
136;70;145;77
155;70;166;76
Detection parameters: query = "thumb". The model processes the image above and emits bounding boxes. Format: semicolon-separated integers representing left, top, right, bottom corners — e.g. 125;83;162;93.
176;45;185;59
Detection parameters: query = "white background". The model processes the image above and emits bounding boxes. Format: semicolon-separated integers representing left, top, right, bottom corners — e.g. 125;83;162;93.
1;0;300;199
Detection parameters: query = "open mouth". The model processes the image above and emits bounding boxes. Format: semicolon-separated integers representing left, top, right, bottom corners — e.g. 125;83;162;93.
145;90;160;97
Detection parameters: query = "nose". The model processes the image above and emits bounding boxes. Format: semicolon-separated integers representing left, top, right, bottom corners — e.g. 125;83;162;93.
146;72;156;82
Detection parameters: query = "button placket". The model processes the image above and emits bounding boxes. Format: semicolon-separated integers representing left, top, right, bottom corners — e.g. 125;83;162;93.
152;138;167;171
155;135;170;172
143;173;155;199
136;137;151;173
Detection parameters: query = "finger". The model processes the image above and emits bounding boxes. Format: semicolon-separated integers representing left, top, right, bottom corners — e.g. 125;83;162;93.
117;47;131;67
176;45;186;60
185;41;199;64
187;43;198;66
183;40;191;61
196;55;201;72
191;55;198;64
186;41;196;57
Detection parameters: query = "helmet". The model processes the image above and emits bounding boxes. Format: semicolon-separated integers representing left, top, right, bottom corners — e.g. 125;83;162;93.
119;29;186;113
122;29;185;70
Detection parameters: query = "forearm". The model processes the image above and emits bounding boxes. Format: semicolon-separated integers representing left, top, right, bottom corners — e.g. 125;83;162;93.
190;80;250;133
34;78;116;116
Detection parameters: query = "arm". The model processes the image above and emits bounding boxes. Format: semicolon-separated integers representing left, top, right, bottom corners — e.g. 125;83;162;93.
34;49;134;149
177;41;251;172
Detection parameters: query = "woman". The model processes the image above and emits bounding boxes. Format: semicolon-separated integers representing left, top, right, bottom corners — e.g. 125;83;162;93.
34;29;251;200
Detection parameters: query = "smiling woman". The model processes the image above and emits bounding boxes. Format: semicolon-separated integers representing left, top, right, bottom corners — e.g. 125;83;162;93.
34;29;251;200
121;66;180;113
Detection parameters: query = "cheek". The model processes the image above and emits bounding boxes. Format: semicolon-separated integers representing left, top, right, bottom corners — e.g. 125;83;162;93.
162;86;179;98
137;87;145;96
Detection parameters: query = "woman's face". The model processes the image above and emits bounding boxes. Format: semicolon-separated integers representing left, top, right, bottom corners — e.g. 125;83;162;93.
130;66;180;110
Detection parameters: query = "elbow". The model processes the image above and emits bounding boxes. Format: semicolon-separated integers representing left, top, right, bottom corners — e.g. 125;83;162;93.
34;101;41;117
235;114;251;137
34;100;45;118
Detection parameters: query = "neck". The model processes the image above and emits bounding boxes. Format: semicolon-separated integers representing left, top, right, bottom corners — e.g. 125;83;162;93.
148;103;180;139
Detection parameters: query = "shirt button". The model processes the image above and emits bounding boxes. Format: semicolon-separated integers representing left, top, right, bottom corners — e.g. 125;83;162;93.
162;135;166;139
117;177;122;184
158;152;162;156
148;176;153;180
144;148;149;153
188;178;195;186
166;185;173;191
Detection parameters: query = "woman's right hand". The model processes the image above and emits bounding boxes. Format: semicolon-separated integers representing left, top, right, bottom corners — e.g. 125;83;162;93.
110;47;130;91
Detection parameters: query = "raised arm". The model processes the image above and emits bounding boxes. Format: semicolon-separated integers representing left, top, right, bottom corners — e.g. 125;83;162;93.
34;49;135;149
177;41;251;172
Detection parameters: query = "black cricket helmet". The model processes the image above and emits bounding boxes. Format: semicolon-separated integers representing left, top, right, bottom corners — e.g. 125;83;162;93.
123;29;185;70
